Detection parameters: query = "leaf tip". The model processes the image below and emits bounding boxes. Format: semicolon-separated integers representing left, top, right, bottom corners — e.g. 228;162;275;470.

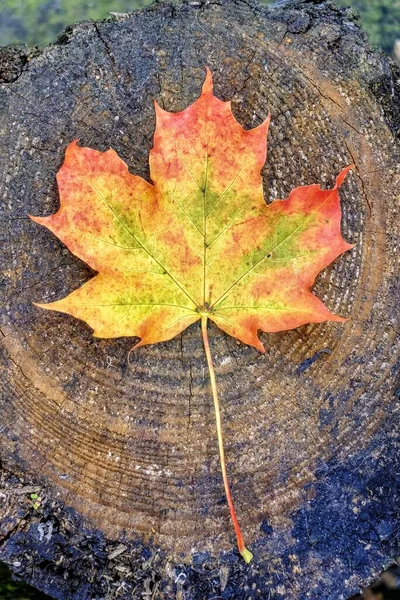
263;112;272;128
29;214;48;226
132;338;145;350
153;99;169;127
65;138;81;155
202;66;214;95
253;336;266;353
331;314;348;323
252;112;271;138
335;164;355;188
32;301;50;310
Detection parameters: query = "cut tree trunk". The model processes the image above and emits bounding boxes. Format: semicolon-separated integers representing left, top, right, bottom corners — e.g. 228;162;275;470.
0;0;399;598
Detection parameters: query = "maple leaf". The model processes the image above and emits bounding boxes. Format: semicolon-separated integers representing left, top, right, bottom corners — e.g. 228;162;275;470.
31;68;353;562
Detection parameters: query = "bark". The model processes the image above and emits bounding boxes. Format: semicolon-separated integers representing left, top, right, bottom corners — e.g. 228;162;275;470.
0;0;399;598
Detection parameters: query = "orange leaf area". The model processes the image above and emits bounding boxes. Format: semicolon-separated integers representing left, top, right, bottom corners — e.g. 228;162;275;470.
31;68;353;352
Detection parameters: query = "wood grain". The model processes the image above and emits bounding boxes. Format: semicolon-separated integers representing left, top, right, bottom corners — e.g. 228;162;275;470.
0;0;399;598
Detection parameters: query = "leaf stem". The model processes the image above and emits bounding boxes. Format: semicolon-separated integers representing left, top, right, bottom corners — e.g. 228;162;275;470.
200;315;253;563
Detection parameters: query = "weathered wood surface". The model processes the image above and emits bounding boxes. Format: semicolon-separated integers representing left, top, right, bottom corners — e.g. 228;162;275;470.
0;0;399;598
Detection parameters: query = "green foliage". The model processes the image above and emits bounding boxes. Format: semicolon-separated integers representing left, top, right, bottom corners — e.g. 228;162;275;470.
0;0;151;47
0;0;398;55
332;0;400;55
0;562;51;600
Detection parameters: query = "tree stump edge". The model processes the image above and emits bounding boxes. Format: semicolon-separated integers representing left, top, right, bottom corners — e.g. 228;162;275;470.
1;0;399;598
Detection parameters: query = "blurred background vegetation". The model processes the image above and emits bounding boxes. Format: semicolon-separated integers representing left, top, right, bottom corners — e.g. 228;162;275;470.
0;0;399;599
0;0;399;58
0;562;51;599
333;0;400;56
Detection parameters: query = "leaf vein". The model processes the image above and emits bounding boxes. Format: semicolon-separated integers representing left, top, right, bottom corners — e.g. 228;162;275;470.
83;176;197;306
212;190;336;307
206;157;249;217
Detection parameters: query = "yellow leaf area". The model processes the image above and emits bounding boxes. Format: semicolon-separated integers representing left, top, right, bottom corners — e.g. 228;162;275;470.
31;69;353;352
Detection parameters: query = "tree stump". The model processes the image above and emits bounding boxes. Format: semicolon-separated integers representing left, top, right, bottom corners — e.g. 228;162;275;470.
0;0;399;598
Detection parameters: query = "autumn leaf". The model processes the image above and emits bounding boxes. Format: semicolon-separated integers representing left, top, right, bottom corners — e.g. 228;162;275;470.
31;68;353;562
